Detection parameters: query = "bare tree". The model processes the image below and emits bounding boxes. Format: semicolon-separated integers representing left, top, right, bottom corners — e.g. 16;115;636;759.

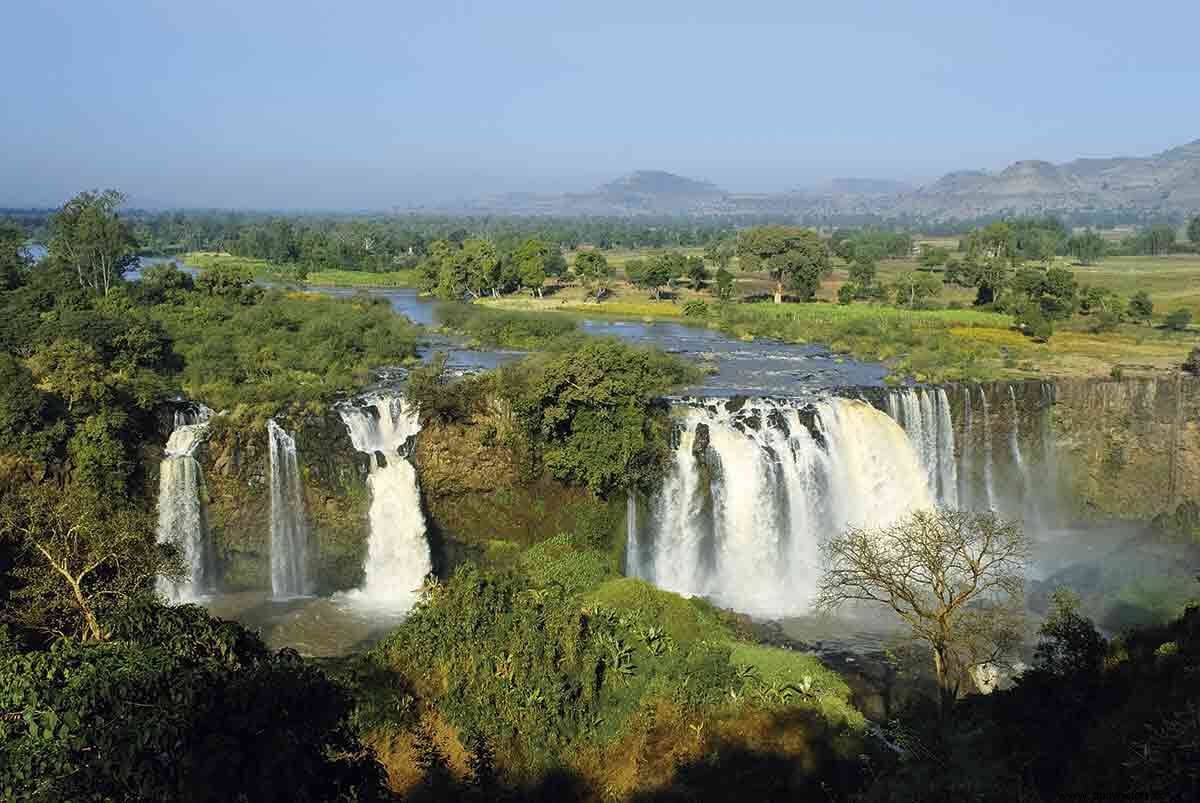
816;509;1028;715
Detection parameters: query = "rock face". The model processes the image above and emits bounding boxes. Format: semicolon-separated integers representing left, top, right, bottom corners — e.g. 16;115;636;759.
198;410;371;593
1052;375;1200;520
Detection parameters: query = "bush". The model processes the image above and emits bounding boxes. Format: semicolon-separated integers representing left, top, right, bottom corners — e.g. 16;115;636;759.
682;300;708;317
435;302;576;348
1165;308;1193;331
1088;310;1121;333
0;599;384;802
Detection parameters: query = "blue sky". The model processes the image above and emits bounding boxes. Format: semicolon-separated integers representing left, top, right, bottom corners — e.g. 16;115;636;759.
3;0;1197;209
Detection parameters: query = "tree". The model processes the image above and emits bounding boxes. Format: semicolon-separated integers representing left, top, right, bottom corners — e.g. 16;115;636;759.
1128;291;1154;324
197;261;254;299
848;252;878;289
893;270;942;308
704;237;735;271
684;255;708;289
0;221;30;291
0;484;176;641
1147;223;1177;256
512;238;558;297
1067;229;1105;265
816;509;1028;715
629;254;673;300
736;226;831;303
573;250;612;300
460;239;500;299
1189;215;1200;247
714;266;734;300
49;190;139;296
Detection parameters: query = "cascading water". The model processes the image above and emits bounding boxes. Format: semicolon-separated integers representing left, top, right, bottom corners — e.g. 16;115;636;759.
886;387;958;508
979;388;997;509
959;386;974;509
268;420;311;598
337;393;431;610
633;398;933;616
156;413;213;602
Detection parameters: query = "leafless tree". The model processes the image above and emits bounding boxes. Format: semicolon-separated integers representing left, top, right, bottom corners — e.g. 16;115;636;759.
816;508;1029;715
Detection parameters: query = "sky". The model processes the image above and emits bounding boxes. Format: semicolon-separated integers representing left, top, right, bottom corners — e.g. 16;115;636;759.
2;0;1198;209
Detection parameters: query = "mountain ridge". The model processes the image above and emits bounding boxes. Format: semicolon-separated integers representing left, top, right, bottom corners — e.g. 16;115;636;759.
428;139;1200;221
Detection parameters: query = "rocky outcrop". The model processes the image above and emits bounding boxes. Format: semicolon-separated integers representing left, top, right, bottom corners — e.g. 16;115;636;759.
198;409;371;593
1052;375;1200;521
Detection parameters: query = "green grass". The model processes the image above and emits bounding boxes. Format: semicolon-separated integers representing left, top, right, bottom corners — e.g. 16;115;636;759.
583;577;732;646
729;643;864;728
180;252;418;288
304;269;418;288
180;251;275;277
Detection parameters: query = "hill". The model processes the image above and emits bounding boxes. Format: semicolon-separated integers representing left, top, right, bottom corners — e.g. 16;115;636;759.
431;140;1200;222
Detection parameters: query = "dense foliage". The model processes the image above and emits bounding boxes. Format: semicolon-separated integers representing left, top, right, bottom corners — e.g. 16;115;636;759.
509;338;698;494
0;599;387;802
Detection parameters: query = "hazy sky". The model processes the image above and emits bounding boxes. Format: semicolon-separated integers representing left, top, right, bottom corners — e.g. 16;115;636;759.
3;0;1197;209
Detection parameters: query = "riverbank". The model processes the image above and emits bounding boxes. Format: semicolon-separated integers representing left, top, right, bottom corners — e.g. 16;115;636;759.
480;286;1195;383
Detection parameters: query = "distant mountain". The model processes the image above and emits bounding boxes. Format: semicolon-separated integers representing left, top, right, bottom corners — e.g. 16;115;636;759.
598;170;724;198
897;140;1200;220
428;140;1200;222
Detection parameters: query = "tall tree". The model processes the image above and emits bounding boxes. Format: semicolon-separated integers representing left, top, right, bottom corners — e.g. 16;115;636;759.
817;509;1027;716
512;238;558;298
1188;215;1200;247
573;250;612;300
49;190;139;296
736;226;831;303
1067;229;1105;265
461;239;500;298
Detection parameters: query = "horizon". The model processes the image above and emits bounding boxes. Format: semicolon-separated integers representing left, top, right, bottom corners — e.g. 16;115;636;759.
3;0;1199;210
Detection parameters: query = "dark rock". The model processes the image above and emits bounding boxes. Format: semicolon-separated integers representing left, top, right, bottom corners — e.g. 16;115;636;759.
692;423;710;456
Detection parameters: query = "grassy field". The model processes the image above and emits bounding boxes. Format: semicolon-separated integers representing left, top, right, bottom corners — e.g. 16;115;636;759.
304;268;418;287
180;252;418;288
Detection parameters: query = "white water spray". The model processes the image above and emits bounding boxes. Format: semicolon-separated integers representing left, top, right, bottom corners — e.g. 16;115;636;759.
337;394;431;610
268;420;311;598
633;398;933;616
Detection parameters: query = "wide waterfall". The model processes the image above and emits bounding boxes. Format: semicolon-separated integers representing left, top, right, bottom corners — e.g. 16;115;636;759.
268;419;312;598
337;393;431;610
156;412;214;602
630;398;933;616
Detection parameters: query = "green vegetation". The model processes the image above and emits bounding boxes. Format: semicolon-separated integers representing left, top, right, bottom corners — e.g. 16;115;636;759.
306;268;419;287
0;599;386;801
434;301;576;349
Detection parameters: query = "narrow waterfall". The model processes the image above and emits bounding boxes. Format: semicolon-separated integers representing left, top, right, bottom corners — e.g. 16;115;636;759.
624;493;639;575
886;387;958;508
337;393;431;609
268;420;311;598
635;398;933;616
979;388;996;509
959;386;974;509
156;414;213;602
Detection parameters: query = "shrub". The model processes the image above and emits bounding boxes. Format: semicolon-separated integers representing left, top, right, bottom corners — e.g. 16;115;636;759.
682;300;708;317
1165;308;1193;331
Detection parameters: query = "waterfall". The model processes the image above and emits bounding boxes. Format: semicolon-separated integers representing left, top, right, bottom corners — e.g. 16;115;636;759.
268;420;311;598
337;393;431;609
1008;385;1043;531
959;386;973;509
979;388;996;509
156;415;213;602
635;398;933;616
886;387;958;508
625;493;639;575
